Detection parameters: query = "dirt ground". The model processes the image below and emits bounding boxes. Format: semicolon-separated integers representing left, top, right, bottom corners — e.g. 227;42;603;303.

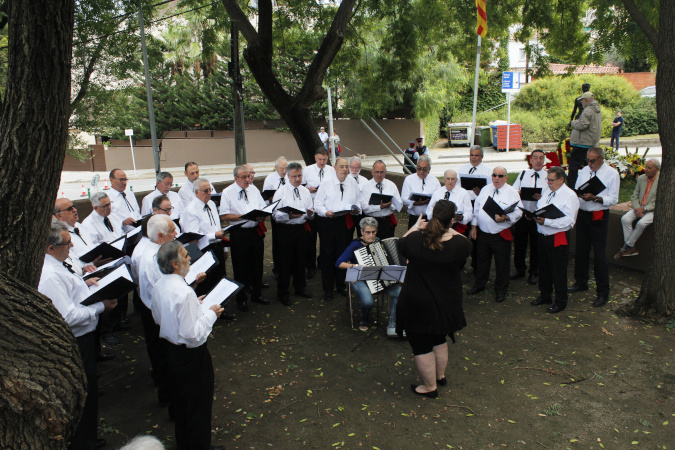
99;212;675;449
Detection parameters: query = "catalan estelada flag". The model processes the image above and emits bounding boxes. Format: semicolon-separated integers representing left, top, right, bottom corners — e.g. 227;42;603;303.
476;0;487;37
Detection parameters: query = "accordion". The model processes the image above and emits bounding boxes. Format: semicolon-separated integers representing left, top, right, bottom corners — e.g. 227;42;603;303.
353;237;405;294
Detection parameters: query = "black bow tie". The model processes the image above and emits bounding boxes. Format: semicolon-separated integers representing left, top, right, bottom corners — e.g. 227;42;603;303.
293;188;301;200
469;167;476;174
353;175;360;184
279;178;286;187
238;189;249;203
103;217;114;232
492;188;499;197
376;183;383;194
120;191;135;212
72;227;87;245
532;172;539;187
444;191;450;200
63;261;75;274
319;169;324;181
203;204;216;226
339;183;344;200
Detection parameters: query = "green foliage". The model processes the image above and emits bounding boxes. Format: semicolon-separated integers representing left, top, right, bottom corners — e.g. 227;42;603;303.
621;97;658;136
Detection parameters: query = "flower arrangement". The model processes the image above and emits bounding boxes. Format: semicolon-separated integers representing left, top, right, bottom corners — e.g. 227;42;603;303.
602;146;650;182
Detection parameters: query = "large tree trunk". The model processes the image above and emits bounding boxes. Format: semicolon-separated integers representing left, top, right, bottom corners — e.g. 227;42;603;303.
0;1;86;447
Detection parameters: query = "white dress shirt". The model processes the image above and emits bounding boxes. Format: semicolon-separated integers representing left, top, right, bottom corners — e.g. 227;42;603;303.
575;163;620;212
350;173;369;190
81;209;124;245
263;172;289;194
303;164;336;199
178;180;216;209
361;178;402;218
67;222;95;259
141;189;183;219
152;273;217;348
38;254;104;337
314;175;365;217
130;236;151;285
219;182;266;229
512;168;547;212
401;173;441;216
472;183;523;234
318;131;329;144
426;185;473;225
535;184;580;236
108;188;142;233
180;198;222;249
272;184;314;225
138;241;163;309
458;162;493;201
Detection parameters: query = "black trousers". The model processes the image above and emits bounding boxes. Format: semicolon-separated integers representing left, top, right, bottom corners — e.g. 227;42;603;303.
271;219;280;273
317;216;353;293
574;210;610;296
70;332;97;450
538;233;569;306
230;226;264;302
567;145;589;188
474;229;512;295
372;215;397;240
305;219;318;270
513;216;539;275
276;222;309;295
136;298;170;404
466;200;478;270
166;342;214;450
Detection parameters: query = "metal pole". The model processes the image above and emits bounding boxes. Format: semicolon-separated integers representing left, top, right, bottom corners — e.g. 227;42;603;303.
506;92;511;153
129;136;137;172
469;35;482;146
327;87;335;166
368;118;417;169
358;119;412;174
231;23;247;165
138;4;160;175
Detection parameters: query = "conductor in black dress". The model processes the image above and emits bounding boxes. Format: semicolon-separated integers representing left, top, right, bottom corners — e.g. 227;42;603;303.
396;200;472;398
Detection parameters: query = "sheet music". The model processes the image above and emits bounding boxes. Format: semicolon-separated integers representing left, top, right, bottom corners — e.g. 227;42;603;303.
85;257;125;277
200;278;241;315
263;199;281;213
88;264;133;295
126;226;143;238
345;265;407;282
185;251;216;285
110;237;126;251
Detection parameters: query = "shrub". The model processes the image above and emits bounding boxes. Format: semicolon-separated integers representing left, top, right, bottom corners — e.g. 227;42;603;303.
620;97;658;136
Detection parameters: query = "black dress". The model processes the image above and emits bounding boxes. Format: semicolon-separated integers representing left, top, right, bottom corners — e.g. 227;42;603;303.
395;231;472;341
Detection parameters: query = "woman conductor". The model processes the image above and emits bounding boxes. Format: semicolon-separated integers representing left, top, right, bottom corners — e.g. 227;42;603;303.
396;200;472;398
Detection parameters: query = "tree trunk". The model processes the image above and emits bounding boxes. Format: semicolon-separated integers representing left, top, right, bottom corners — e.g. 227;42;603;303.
618;0;675;317
0;1;86;447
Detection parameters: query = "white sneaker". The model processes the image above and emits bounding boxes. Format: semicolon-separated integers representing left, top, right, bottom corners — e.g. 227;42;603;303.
387;327;397;338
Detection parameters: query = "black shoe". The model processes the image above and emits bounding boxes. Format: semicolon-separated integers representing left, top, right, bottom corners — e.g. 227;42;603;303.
467;286;484;295
547;304;566;313
510;272;525;280
279;295;292;306
101;335;120;346
323;291;333;301
411;384;439;398
495;294;506;303
528;274;538;285
262;282;270;289
114;317;131;331
593;296;609;307
530;296;552;306
238;301;249;312
219;312;235;320
295;290;314;299
336;287;348;297
252;296;270;305
96;439;106;448
568;283;589;293
306;268;316;279
96;351;115;362
437;377;448;386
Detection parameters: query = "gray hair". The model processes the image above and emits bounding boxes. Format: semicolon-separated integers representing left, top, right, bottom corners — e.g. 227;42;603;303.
90;191;109;207
470;145;484;157
372;160;386;169
157;241;184;275
443;169;457;178
587;147;604;159
48;219;68;246
647;158;661;170
359;216;378;230
147;215;172;243
349;156;362;167
119;435;165;450
275;156;288;166
287;162;303;173
233;165;249;178
193;177;210;193
418;155;432;166
548;166;566;181
156;171;173;183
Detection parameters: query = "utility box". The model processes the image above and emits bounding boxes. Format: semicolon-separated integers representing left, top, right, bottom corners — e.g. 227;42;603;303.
475;126;492;148
490;122;522;151
447;122;474;147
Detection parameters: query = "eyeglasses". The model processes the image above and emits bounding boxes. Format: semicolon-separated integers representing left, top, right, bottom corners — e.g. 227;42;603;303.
114;177;129;182
491;174;506;178
57;205;76;213
586;158;601;164
53;239;72;247
416;166;430;173
157;206;174;213
546;177;561;183
362;230;377;235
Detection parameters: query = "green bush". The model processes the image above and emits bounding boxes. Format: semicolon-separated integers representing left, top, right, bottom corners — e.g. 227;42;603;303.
620;97;658;136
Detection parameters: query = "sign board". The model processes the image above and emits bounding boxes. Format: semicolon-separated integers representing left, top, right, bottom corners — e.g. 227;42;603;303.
124;129;134;136
501;72;521;93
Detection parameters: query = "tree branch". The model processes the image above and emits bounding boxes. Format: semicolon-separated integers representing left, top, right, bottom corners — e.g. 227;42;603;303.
620;0;659;52
70;36;108;112
220;0;259;47
257;0;273;62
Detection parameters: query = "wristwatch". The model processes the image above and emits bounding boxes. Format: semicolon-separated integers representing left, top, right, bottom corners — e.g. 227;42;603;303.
594;197;603;204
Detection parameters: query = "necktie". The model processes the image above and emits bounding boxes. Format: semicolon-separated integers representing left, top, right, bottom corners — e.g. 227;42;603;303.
547;191;556;204
103;217;114;232
204;204;216;226
444;191;450;200
354;175;360;184
340;183;344;200
533;172;539;188
73;227;87;245
319;169;324;181
120;191;134;212
493;188;499;198
469;167;476;175
376;183;383;194
293;188;301;200
239;189;249;204
422;178;426;188
279;178;285;188
63;261;75;274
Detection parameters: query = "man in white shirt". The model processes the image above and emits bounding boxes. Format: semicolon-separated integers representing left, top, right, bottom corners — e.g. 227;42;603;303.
178;161;215;207
263;157;289;280
141;171;183;219
469;166;523;303
426;169;473;232
318;126;329;150
349;156;369;187
272;162;315;305
39;220;117;450
569;147;620;308
81;192;124;245
303;148;336;279
362;160;403;239
152;241;224;450
401;155;441;229
180;178;228;249
220;165;270;311
54;198;103;275
107;168;141;233
530;167;580;313
314;157;366;301
511;149;547;284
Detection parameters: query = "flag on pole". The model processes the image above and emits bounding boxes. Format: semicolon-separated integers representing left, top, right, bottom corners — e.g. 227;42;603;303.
476;0;487;37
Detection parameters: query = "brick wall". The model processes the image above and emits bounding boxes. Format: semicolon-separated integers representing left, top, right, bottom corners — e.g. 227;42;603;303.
615;72;656;91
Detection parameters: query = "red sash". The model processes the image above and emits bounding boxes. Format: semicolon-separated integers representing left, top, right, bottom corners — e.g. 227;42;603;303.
592;210;604;221
388;214;398;226
499;228;513;241
345;214;354;230
304;222;311;232
256;222;267;236
554;231;568;247
455;223;467;234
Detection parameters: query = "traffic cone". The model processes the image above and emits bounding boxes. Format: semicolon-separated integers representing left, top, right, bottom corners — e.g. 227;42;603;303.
103;178;109;190
61;191;65;198
81;184;86;197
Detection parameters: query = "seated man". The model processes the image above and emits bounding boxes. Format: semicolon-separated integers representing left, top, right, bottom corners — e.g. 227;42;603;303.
615;158;660;259
336;217;401;337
